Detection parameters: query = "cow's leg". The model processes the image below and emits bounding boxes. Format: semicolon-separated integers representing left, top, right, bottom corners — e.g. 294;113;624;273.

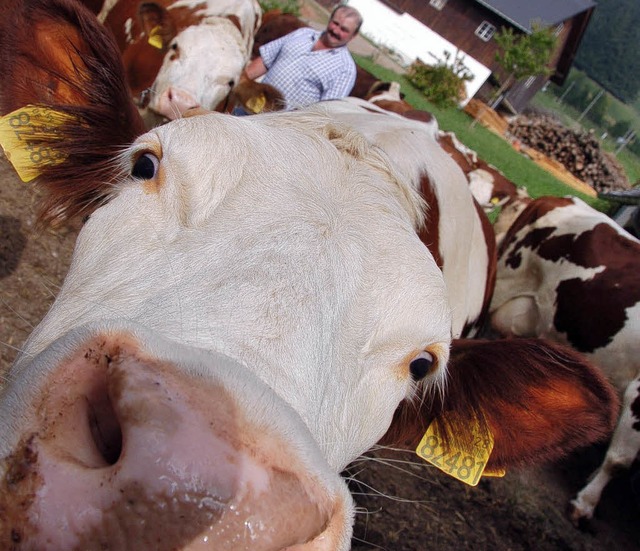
490;295;540;337
569;374;640;526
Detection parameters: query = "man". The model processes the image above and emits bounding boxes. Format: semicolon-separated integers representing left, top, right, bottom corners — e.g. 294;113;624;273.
241;5;362;111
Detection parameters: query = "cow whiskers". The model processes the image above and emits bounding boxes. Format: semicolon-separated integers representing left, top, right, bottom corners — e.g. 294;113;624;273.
350;452;436;485
346;475;434;505
1;298;36;330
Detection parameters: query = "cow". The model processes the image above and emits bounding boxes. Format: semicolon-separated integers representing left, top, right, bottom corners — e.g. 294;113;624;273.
436;131;525;210
87;0;261;120
0;1;618;548
489;195;640;527
251;9;308;59
346;90;527;221
362;81;412;113
432;130;533;244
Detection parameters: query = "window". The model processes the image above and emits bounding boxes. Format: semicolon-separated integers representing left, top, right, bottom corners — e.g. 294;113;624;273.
524;76;536;88
475;21;496;41
430;0;448;10
554;22;564;36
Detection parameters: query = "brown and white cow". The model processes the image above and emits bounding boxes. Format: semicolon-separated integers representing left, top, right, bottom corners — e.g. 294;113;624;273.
437;131;526;212
0;2;618;548
89;0;261;119
490;195;640;526
350;93;529;227
434;130;533;245
251;9;307;59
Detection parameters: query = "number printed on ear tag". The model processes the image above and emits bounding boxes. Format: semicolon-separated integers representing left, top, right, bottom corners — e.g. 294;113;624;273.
0;106;69;182
416;420;502;486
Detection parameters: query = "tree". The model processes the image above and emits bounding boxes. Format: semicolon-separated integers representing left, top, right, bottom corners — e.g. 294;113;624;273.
492;25;557;103
472;25;556;125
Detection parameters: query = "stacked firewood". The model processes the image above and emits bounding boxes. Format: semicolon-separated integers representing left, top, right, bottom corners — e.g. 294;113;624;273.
508;115;630;192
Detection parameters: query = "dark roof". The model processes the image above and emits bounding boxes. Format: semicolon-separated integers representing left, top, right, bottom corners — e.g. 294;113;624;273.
474;0;596;33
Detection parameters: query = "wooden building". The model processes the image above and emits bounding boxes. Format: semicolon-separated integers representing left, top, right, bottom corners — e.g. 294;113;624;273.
318;0;595;112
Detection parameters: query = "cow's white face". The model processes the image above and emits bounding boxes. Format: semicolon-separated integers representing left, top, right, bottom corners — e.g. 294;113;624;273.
1;111;451;549
148;21;248;119
467;168;495;208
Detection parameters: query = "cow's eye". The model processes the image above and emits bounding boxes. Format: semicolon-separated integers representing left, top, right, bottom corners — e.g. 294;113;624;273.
168;42;179;61
132;153;159;179
409;351;435;381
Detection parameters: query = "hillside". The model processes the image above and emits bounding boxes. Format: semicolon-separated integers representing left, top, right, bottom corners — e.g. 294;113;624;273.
574;0;640;102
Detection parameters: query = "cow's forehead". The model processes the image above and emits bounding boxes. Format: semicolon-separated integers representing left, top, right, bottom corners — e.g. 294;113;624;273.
119;113;450;346
142;112;427;226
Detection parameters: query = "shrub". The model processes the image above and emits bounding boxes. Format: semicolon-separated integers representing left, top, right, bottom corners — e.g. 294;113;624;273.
407;51;472;108
258;0;300;15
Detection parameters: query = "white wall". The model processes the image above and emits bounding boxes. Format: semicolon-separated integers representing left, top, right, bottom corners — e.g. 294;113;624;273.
347;0;491;104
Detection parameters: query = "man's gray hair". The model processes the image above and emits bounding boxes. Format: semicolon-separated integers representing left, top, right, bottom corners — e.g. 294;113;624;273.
331;4;363;35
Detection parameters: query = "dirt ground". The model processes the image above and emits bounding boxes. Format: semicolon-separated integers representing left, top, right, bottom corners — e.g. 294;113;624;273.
2;140;639;551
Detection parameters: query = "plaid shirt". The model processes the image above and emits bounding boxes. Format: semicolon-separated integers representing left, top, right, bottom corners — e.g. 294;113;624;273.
260;27;356;110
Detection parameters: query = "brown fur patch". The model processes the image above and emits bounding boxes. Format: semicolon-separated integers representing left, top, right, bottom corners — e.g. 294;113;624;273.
416;172;443;269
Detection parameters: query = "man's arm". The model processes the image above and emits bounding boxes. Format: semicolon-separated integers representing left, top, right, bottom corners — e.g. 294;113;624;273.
246;28;308;82
242;56;267;81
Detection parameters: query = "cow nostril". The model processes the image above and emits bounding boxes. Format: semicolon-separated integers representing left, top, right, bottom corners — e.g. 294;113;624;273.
86;384;122;465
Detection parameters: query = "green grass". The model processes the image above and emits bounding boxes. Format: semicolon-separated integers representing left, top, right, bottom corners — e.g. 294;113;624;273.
617;150;640;184
354;55;611;212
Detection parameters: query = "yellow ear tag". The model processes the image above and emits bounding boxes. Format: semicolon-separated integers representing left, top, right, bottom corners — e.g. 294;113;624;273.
491;196;500;205
0;105;69;183
246;93;266;114
483;467;506;477
148;26;164;49
416;419;504;486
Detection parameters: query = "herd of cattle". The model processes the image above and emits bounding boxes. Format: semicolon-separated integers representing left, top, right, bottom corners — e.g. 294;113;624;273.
0;0;638;548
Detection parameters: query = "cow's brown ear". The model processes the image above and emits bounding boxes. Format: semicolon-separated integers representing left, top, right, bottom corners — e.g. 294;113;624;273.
379;338;618;470
138;2;176;51
226;81;285;114
0;0;145;226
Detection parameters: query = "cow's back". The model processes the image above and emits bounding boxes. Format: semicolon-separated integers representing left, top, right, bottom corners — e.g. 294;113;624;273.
491;195;640;391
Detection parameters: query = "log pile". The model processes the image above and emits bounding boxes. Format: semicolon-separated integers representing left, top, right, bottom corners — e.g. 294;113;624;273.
508;115;630;193
463;98;509;136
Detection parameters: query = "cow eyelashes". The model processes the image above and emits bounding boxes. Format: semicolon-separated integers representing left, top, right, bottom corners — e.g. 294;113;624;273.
131;153;159;180
409;351;435;381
